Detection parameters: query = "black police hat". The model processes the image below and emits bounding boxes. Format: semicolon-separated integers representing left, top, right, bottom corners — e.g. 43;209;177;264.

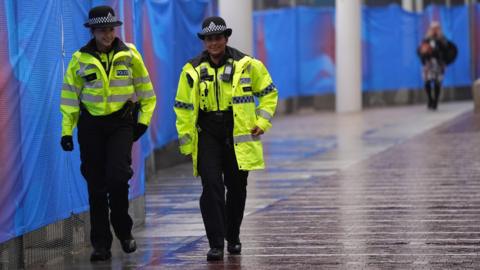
84;6;122;28
197;16;232;40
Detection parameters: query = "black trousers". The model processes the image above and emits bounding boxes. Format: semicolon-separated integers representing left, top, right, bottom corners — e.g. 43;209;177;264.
425;79;441;109
197;111;249;249
77;108;134;250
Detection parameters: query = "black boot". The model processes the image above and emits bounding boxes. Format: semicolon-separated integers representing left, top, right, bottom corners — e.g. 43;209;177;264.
227;241;242;255
432;80;441;110
425;81;434;110
120;237;137;253
427;100;434;110
90;248;112;261
207;248;224;261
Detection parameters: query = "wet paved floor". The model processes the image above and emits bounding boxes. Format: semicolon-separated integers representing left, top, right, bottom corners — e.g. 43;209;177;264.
44;102;480;269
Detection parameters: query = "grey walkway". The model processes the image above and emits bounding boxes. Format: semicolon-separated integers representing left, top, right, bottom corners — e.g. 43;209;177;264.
46;101;478;269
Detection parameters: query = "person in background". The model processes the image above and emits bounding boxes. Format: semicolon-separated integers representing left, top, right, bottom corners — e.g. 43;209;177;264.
417;21;456;110
174;17;278;261
59;5;156;261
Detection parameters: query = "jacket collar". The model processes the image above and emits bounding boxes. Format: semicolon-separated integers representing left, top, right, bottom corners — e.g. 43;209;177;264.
190;46;248;68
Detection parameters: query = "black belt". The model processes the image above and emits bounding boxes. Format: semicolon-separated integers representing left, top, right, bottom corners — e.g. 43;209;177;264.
80;101;138;120
199;109;233;122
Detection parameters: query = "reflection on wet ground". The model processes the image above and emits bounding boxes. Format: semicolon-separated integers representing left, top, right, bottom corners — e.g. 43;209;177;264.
45;102;480;269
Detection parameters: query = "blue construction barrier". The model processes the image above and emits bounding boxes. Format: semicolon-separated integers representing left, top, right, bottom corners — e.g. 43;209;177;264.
0;0;215;243
254;4;472;98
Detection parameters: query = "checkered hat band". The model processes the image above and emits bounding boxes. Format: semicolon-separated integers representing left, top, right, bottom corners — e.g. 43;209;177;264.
201;24;227;35
88;16;119;25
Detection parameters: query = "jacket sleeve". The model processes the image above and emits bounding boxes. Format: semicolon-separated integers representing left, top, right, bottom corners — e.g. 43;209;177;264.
250;59;278;133
129;44;156;126
174;66;196;155
417;39;430;65
60;54;82;136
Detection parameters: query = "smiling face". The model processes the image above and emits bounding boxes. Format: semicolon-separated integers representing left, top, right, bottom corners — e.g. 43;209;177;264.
204;34;228;59
92;27;116;52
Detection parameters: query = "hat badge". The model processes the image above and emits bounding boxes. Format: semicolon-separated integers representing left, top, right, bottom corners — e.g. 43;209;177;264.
107;12;113;18
208;21;216;29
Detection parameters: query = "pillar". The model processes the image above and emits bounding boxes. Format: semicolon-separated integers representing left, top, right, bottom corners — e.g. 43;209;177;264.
335;0;362;113
402;0;414;11
218;0;253;55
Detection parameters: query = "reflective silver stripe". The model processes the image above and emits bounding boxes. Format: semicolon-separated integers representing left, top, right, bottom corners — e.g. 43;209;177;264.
110;79;133;87
77;63;87;76
62;83;81;94
77;63;96;77
107;94;133;103
233;134;261;144
61;98;79;107
240;77;251;84
113;60;132;67
133;76;151;85
80;93;103;102
84;80;103;89
256;109;272;121
136;90;155;99
179;134;191;146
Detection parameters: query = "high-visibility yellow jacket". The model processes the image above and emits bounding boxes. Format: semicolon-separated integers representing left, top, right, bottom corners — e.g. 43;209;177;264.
174;46;278;176
60;38;156;136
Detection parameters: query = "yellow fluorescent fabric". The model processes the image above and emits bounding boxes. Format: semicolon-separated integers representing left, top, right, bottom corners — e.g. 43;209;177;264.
60;41;156;136
174;47;278;176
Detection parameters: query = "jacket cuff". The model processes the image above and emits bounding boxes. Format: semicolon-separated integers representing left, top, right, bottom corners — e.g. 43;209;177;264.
62;126;73;136
138;113;151;126
179;144;192;155
255;117;272;133
179;133;192;155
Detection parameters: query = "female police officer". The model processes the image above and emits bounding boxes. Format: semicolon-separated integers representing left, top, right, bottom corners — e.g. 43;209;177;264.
174;16;278;261
59;6;156;261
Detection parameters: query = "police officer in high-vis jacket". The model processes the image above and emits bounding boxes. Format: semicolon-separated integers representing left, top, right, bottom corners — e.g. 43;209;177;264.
174;16;278;261
59;6;156;261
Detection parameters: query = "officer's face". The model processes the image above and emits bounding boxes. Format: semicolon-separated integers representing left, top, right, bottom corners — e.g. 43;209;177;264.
93;27;116;51
204;34;227;57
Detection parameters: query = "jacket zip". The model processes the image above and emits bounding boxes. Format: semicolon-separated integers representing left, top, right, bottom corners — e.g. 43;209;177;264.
214;67;220;111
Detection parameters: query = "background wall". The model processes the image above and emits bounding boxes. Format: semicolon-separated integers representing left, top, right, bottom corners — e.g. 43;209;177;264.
0;0;215;244
253;4;473;100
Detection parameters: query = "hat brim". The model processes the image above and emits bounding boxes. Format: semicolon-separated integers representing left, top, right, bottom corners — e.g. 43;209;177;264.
84;21;123;28
197;28;232;40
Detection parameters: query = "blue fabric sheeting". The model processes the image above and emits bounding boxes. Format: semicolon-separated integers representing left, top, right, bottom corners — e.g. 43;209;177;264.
254;8;298;99
254;4;472;95
0;0;213;243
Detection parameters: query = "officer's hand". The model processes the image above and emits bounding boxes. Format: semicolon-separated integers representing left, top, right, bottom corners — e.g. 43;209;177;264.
61;135;74;151
133;123;148;142
251;126;264;137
